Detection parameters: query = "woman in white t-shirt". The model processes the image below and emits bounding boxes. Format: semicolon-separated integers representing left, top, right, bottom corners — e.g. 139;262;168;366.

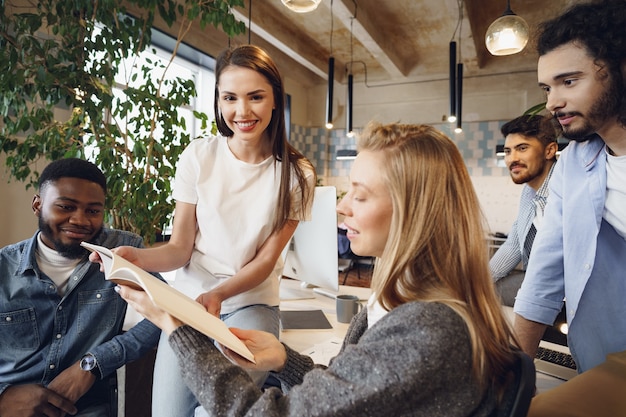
110;45;316;417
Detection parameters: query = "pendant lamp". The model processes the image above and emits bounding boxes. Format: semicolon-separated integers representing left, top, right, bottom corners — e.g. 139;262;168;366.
326;57;334;129
325;0;334;129
281;0;321;13
448;41;457;123
485;0;529;56
346;13;356;137
455;63;463;134
346;73;353;137
336;149;357;160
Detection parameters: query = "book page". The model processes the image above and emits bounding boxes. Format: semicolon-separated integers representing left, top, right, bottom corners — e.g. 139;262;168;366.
81;242;143;289
300;336;343;366
81;242;255;363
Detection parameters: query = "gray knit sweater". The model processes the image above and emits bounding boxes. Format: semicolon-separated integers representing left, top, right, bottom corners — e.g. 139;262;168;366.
169;301;499;416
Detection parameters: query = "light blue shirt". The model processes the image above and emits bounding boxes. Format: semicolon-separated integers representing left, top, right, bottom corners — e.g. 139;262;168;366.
0;228;161;409
515;135;626;372
490;164;554;280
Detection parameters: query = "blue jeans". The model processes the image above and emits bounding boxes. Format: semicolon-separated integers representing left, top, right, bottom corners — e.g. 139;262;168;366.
151;304;280;417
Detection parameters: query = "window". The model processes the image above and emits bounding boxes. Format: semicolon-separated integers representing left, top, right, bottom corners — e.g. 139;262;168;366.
85;26;216;161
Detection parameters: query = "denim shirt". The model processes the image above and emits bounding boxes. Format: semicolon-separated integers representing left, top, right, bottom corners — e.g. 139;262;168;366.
0;228;161;401
515;135;626;371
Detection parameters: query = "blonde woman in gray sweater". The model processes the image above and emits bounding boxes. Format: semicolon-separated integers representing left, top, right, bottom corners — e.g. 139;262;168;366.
118;122;522;416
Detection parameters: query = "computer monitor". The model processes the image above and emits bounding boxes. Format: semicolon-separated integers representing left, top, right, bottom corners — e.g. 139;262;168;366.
280;186;339;299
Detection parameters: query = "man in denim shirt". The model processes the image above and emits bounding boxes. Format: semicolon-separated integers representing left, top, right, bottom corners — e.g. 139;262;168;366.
513;1;626;375
0;158;161;416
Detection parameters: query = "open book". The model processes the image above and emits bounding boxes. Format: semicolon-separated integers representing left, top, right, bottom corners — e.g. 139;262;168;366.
81;242;255;363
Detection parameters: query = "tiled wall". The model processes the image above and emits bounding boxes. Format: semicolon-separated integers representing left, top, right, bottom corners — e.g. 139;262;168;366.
290;120;510;178
290;120;522;235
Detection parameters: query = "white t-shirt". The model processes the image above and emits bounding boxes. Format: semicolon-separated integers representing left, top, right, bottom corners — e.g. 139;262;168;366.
172;135;315;313
35;233;80;295
604;148;626;240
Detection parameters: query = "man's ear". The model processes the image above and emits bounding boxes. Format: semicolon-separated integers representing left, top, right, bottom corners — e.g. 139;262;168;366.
545;142;558;160
32;194;42;217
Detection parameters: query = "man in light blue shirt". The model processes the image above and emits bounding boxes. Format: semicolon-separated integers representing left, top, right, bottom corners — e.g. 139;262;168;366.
489;115;558;306
513;0;626;376
0;159;161;416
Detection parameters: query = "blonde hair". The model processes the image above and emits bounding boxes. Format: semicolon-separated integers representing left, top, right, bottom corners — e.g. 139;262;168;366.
360;122;518;391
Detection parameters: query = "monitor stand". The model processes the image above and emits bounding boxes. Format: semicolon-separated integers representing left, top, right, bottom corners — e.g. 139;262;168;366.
279;278;317;300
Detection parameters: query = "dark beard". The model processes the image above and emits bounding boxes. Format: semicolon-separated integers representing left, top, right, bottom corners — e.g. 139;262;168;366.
38;217;103;259
557;72;623;142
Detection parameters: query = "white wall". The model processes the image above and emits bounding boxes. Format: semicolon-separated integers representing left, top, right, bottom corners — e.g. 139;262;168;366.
325;173;522;236
0;155;39;247
472;176;523;235
301;71;544;129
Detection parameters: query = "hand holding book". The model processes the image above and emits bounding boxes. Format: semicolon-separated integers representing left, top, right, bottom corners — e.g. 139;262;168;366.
81;242;255;363
115;284;186;335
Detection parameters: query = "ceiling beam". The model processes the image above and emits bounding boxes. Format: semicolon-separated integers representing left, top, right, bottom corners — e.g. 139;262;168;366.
231;5;329;80
233;0;407;81
330;0;406;78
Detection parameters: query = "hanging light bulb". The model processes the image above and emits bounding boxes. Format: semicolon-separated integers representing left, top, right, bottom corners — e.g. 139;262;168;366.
281;0;321;13
485;0;529;56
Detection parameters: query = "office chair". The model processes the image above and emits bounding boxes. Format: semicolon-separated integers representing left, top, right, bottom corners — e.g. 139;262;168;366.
495;349;536;417
338;227;375;285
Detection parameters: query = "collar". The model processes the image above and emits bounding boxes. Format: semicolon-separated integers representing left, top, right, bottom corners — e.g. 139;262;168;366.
16;232;43;276
535;162;556;201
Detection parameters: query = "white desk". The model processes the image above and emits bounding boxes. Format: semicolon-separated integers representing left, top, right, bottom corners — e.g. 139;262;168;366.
278;279;370;364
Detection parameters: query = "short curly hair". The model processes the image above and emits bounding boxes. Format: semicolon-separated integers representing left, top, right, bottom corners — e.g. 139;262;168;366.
536;0;625;126
38;158;106;194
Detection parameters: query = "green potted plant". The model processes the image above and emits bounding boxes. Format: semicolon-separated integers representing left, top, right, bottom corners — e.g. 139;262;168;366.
0;0;245;243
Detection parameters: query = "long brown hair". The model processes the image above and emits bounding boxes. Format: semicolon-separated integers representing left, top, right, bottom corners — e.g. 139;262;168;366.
362;122;518;392
213;45;315;232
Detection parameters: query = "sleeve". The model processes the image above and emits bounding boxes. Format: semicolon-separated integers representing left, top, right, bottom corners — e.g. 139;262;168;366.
90;319;161;378
169;304;479;417
489;220;523;281
514;157;566;325
172;140;201;205
271;344;316;390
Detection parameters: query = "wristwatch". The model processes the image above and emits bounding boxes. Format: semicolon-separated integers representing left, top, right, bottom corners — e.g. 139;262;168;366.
79;353;100;376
